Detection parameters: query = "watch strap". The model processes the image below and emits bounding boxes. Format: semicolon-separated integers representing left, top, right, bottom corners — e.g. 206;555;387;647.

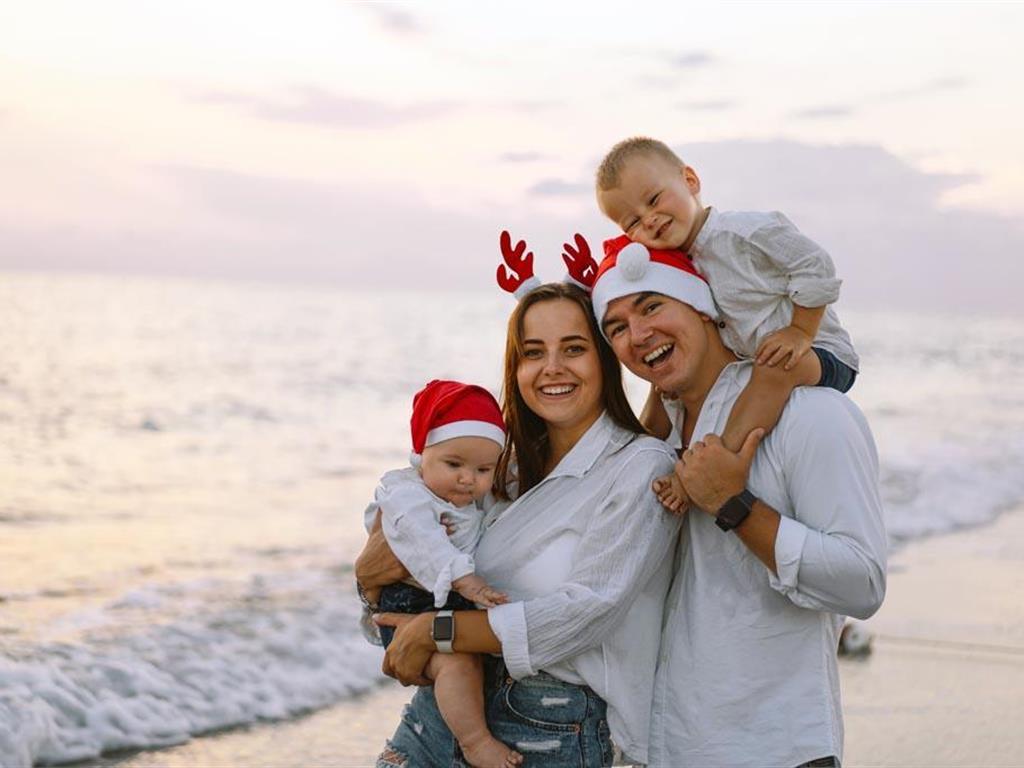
432;609;455;653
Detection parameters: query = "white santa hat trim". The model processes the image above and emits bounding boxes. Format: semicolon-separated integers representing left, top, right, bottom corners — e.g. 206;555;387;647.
425;420;506;450
592;244;718;340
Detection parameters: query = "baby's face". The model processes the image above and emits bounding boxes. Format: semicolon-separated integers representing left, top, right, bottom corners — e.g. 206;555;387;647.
598;154;703;251
419;436;502;508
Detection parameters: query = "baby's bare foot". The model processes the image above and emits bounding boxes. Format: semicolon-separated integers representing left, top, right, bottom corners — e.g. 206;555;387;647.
652;472;689;515
460;733;523;768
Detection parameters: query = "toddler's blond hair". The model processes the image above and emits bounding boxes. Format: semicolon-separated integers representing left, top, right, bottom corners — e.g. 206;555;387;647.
596;137;685;191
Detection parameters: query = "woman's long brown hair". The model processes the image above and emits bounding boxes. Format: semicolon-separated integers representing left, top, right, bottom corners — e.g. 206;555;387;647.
493;283;644;500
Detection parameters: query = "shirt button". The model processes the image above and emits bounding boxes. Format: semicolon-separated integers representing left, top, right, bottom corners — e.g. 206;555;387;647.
718;321;726;328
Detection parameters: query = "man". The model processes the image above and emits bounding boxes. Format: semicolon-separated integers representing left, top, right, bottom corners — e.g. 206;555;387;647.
591;239;887;768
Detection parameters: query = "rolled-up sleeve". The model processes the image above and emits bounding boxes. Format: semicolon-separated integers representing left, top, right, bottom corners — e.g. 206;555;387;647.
766;392;887;620
378;484;475;607
495;448;681;678
750;212;842;308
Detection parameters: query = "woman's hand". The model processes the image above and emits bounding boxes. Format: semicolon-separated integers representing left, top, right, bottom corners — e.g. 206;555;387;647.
355;510;409;604
376;612;435;686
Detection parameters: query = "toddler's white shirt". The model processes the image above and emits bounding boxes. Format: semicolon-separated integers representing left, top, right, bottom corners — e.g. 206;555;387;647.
691;208;859;372
363;468;482;607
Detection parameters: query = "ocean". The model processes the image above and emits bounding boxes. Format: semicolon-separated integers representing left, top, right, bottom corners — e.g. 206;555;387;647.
1;271;1023;766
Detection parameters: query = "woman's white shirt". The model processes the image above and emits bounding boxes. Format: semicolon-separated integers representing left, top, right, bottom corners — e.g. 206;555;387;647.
475;412;681;764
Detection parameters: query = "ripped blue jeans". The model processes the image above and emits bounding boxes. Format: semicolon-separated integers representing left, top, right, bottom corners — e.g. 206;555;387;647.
377;658;613;767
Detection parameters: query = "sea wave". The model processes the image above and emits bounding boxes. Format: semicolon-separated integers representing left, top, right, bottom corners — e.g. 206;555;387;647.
0;574;385;767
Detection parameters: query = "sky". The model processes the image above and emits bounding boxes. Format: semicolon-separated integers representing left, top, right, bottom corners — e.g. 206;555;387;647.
2;1;1023;314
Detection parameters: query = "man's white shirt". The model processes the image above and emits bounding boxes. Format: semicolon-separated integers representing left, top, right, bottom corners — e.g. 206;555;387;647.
651;362;887;767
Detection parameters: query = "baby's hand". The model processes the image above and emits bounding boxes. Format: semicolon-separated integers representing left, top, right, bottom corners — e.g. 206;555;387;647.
756;326;812;370
453;574;508;607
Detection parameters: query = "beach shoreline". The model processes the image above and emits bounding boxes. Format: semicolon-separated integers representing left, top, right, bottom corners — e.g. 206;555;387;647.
73;505;1024;768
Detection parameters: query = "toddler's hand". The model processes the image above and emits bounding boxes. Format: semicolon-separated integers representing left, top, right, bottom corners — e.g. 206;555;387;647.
453;574;508;607
756;326;812;370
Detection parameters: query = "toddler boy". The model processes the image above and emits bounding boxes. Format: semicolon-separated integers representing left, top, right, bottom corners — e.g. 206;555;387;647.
596;137;858;511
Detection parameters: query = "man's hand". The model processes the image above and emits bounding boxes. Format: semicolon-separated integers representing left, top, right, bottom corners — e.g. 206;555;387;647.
376;612;434;686
355;510;409;605
677;429;765;514
756;325;812;370
452;574;508;608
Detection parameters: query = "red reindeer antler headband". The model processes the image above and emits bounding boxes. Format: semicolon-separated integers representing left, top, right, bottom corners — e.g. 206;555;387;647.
496;230;598;299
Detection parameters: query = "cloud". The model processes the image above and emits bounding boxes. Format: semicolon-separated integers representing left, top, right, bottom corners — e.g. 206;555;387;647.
528;178;590;196
670;51;715;69
790;105;855;120
357;4;426;37
2;141;1020;315
197;87;458;129
499;152;548;163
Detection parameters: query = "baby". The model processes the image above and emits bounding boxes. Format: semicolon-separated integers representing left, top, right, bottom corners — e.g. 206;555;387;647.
596;137;859;511
363;379;521;768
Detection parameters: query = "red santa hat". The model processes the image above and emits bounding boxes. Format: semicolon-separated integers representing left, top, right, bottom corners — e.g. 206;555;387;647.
591;235;719;338
409;380;506;465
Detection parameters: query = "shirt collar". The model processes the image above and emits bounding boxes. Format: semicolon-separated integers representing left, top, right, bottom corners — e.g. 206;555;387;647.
689;206;718;259
691;360;751;437
543;411;630;480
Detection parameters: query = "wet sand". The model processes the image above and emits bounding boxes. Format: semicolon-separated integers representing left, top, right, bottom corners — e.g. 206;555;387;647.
841;505;1024;766
82;506;1024;767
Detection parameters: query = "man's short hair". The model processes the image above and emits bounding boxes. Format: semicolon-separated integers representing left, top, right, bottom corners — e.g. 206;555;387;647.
596;137;686;191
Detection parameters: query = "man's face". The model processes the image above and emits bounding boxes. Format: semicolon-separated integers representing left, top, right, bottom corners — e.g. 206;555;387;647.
601;291;708;397
597;154;703;251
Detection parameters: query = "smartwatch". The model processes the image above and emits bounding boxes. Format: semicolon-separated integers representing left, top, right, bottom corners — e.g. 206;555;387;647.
432;610;455;653
715;489;757;532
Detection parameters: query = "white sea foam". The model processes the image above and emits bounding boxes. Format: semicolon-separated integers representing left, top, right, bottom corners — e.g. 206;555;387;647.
0;575;385;767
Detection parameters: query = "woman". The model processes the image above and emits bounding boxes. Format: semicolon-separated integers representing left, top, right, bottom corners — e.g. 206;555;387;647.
359;283;681;767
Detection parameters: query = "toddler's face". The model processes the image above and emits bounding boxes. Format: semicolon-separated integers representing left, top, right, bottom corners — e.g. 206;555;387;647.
598;154;703;251
419;436;502;508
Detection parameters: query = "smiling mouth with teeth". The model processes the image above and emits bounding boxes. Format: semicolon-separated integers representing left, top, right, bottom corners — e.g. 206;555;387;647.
643;343;674;366
540;384;576;395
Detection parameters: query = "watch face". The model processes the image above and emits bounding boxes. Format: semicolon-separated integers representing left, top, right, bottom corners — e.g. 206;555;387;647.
433;615;454;642
715;492;754;531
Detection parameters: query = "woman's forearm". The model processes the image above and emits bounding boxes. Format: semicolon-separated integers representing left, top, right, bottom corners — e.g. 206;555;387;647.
354;523;409;590
380;609;503;685
451;610;502;654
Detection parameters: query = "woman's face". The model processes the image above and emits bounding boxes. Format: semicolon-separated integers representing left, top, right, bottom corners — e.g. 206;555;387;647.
516;298;604;440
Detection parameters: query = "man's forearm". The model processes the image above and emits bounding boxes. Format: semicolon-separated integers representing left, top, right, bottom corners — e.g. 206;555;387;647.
734;499;781;575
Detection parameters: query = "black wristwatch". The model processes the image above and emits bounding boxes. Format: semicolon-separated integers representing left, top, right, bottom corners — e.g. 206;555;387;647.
715;489;757;532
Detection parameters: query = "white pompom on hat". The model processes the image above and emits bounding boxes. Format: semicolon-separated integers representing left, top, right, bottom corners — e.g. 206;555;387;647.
591;235;719;339
409;380;506;467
